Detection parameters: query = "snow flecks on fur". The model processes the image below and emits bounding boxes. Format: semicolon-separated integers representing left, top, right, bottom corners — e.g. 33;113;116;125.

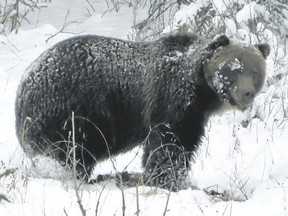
163;53;182;63
218;61;226;70
212;71;230;98
1;0;288;215
228;58;243;71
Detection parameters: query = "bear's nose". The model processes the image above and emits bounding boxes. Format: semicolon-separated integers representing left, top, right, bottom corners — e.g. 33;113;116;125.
242;90;255;103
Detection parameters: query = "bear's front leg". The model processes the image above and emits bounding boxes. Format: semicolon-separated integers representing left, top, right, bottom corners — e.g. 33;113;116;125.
142;124;191;192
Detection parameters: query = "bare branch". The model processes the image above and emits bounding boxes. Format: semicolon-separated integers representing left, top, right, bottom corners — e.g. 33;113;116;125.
72;111;87;216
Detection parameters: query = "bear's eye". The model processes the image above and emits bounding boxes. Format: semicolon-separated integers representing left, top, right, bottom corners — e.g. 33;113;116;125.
253;71;259;79
233;69;242;73
253;71;261;86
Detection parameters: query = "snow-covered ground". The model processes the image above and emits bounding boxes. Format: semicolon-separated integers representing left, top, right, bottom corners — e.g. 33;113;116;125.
1;0;288;215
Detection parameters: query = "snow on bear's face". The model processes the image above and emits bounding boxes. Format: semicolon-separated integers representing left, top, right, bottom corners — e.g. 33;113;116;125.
204;41;270;110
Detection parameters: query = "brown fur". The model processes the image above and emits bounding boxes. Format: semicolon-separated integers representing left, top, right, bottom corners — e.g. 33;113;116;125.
204;42;268;110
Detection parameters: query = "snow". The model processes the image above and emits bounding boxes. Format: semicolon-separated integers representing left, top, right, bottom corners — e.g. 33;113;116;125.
228;58;243;71
236;2;258;23
1;0;288;215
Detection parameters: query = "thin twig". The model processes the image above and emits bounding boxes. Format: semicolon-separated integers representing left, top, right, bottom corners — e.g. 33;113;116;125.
163;189;171;216
95;185;106;216
135;186;140;216
72;111;86;216
63;208;69;216
84;0;95;12
45;10;82;43
121;188;126;216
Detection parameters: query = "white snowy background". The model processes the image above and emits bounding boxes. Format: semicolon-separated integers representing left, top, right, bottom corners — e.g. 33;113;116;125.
1;0;288;215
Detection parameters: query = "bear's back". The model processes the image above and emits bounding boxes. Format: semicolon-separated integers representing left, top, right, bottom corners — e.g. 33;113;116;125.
15;35;152;155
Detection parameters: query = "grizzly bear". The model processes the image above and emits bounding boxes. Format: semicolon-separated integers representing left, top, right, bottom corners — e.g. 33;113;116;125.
15;33;270;191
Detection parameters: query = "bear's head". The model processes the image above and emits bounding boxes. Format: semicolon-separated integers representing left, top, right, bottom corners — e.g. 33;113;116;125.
204;35;270;110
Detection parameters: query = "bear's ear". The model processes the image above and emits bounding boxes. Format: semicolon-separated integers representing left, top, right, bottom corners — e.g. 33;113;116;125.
255;43;270;59
207;35;230;51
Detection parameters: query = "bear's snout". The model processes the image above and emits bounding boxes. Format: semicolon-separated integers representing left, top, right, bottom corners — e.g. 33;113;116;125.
242;90;255;104
231;87;256;109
